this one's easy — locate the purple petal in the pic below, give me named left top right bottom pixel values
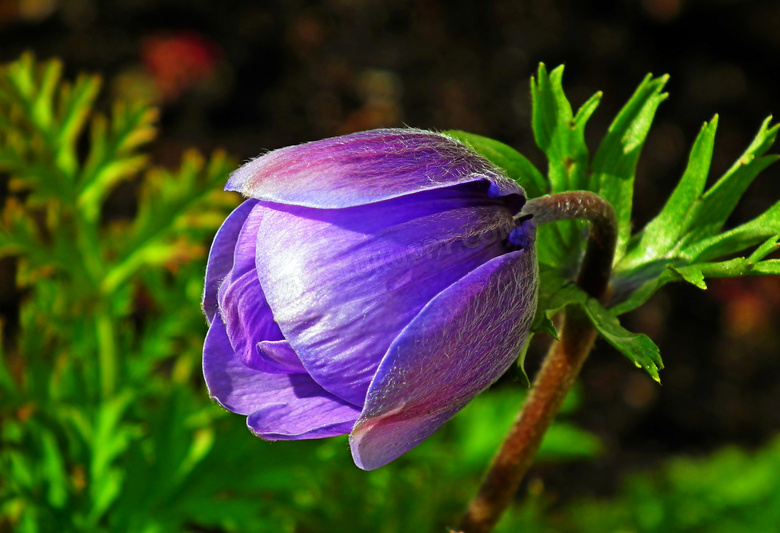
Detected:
left=217, top=204, right=302, bottom=375
left=254, top=340, right=307, bottom=374
left=227, top=129, right=524, bottom=212
left=203, top=317, right=361, bottom=439
left=349, top=236, right=537, bottom=470
left=247, top=392, right=356, bottom=440
left=218, top=269, right=285, bottom=370
left=254, top=183, right=519, bottom=406
left=202, top=200, right=258, bottom=324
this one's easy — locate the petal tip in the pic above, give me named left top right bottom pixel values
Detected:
left=224, top=168, right=246, bottom=195
left=349, top=422, right=392, bottom=471
left=349, top=405, right=446, bottom=470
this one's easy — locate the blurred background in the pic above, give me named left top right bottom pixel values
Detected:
left=1, top=0, right=780, bottom=531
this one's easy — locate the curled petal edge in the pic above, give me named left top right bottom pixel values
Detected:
left=203, top=318, right=361, bottom=438
left=202, top=200, right=258, bottom=324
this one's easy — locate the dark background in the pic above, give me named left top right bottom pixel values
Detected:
left=2, top=0, right=779, bottom=500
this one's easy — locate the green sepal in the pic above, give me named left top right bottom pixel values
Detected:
left=514, top=337, right=533, bottom=388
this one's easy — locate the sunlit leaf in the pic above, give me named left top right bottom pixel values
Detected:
left=680, top=118, right=780, bottom=248
left=592, top=73, right=668, bottom=259
left=530, top=64, right=602, bottom=273
left=621, top=116, right=718, bottom=270
left=534, top=266, right=663, bottom=381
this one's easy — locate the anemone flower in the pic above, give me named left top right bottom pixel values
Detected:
left=202, top=128, right=537, bottom=470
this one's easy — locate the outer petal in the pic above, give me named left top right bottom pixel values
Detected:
left=202, top=200, right=258, bottom=325
left=349, top=226, right=537, bottom=470
left=227, top=128, right=524, bottom=212
left=217, top=204, right=305, bottom=375
left=203, top=317, right=361, bottom=439
left=255, top=183, right=518, bottom=405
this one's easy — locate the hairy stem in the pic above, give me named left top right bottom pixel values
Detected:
left=457, top=191, right=616, bottom=533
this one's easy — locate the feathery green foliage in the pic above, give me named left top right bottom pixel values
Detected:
left=452, top=63, right=778, bottom=383
left=2, top=52, right=777, bottom=532
left=0, top=53, right=599, bottom=533
left=0, top=53, right=250, bottom=532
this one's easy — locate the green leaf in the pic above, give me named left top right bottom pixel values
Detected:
left=668, top=264, right=707, bottom=289
left=747, top=236, right=780, bottom=263
left=175, top=427, right=216, bottom=483
left=88, top=468, right=124, bottom=526
left=612, top=239, right=780, bottom=314
left=753, top=260, right=780, bottom=275
left=610, top=115, right=779, bottom=314
left=541, top=421, right=603, bottom=460
left=87, top=391, right=136, bottom=524
left=77, top=103, right=158, bottom=221
left=532, top=265, right=583, bottom=335
left=592, top=73, right=669, bottom=259
left=90, top=392, right=134, bottom=484
left=512, top=337, right=533, bottom=388
left=102, top=150, right=235, bottom=294
left=684, top=200, right=780, bottom=263
left=0, top=54, right=78, bottom=201
left=581, top=297, right=663, bottom=383
left=533, top=266, right=663, bottom=381
left=621, top=116, right=718, bottom=270
left=57, top=73, right=101, bottom=150
left=679, top=117, right=780, bottom=248
left=40, top=429, right=68, bottom=508
left=444, top=129, right=547, bottom=198
left=530, top=64, right=603, bottom=272
left=56, top=73, right=102, bottom=177
left=673, top=245, right=780, bottom=288
left=531, top=64, right=602, bottom=192
left=0, top=336, right=18, bottom=396
left=32, top=58, right=62, bottom=132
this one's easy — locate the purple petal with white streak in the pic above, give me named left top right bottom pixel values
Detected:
left=255, top=183, right=518, bottom=406
left=350, top=226, right=537, bottom=470
left=227, top=129, right=524, bottom=212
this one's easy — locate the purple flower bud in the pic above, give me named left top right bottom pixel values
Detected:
left=202, top=128, right=537, bottom=470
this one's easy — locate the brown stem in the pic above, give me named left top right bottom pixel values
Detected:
left=522, top=191, right=616, bottom=297
left=456, top=191, right=616, bottom=533
left=457, top=309, right=597, bottom=533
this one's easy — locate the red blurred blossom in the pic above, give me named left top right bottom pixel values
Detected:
left=710, top=277, right=780, bottom=339
left=142, top=30, right=220, bottom=102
